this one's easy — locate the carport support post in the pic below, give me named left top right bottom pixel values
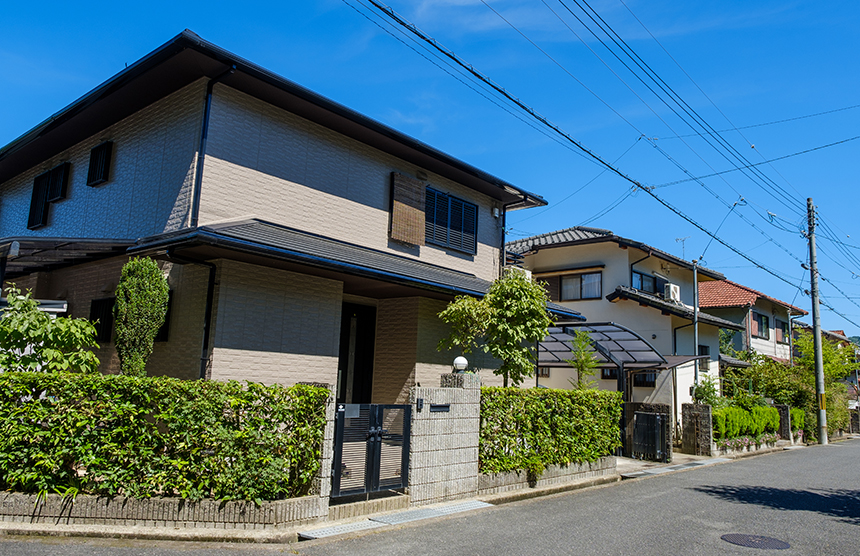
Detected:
left=617, top=361, right=626, bottom=456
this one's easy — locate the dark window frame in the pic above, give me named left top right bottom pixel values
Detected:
left=633, top=372, right=656, bottom=388
left=632, top=270, right=668, bottom=296
left=775, top=318, right=790, bottom=344
left=89, top=297, right=115, bottom=344
left=698, top=345, right=711, bottom=372
left=560, top=272, right=602, bottom=301
left=153, top=291, right=173, bottom=342
left=87, top=141, right=113, bottom=187
left=424, top=187, right=478, bottom=255
left=27, top=163, right=71, bottom=229
left=601, top=368, right=618, bottom=380
left=751, top=312, right=770, bottom=339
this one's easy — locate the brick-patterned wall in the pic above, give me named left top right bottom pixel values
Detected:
left=0, top=80, right=205, bottom=239
left=372, top=298, right=419, bottom=404
left=208, top=260, right=342, bottom=386
left=5, top=256, right=208, bottom=379
left=408, top=374, right=480, bottom=506
left=198, top=85, right=502, bottom=282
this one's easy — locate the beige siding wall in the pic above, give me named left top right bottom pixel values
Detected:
left=198, top=86, right=502, bottom=281
left=208, top=260, right=343, bottom=386
left=0, top=81, right=205, bottom=240
left=4, top=256, right=205, bottom=380
left=373, top=298, right=420, bottom=405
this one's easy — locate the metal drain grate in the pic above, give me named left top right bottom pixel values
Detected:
left=721, top=534, right=791, bottom=550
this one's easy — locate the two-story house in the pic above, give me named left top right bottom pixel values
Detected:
left=507, top=226, right=743, bottom=428
left=0, top=31, right=581, bottom=403
left=698, top=279, right=807, bottom=364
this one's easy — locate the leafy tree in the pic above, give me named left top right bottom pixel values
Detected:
left=719, top=328, right=739, bottom=356
left=114, top=257, right=169, bottom=377
left=565, top=329, right=598, bottom=389
left=439, top=269, right=554, bottom=387
left=0, top=285, right=100, bottom=373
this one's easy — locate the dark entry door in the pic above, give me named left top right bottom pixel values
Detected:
left=631, top=411, right=668, bottom=462
left=331, top=404, right=411, bottom=498
left=337, top=303, right=376, bottom=404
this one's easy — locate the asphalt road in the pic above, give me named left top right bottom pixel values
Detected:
left=2, top=439, right=859, bottom=556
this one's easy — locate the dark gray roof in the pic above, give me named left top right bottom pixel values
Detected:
left=0, top=237, right=134, bottom=279
left=539, top=322, right=666, bottom=369
left=130, top=219, right=584, bottom=320
left=506, top=226, right=725, bottom=280
left=606, top=285, right=744, bottom=331
left=0, top=30, right=544, bottom=209
left=720, top=354, right=752, bottom=368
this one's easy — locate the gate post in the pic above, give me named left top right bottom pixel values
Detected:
left=681, top=403, right=713, bottom=456
left=408, top=374, right=481, bottom=506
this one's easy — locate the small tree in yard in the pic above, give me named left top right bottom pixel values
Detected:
left=438, top=269, right=554, bottom=387
left=114, top=257, right=169, bottom=377
left=565, top=329, right=598, bottom=389
left=0, top=284, right=100, bottom=373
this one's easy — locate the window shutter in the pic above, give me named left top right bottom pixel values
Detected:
left=462, top=200, right=477, bottom=253
left=389, top=173, right=426, bottom=246
left=425, top=188, right=449, bottom=245
left=543, top=276, right=560, bottom=302
left=750, top=314, right=759, bottom=336
left=449, top=197, right=464, bottom=250
left=87, top=141, right=113, bottom=186
left=89, top=297, right=115, bottom=343
left=46, top=162, right=71, bottom=202
left=27, top=171, right=51, bottom=229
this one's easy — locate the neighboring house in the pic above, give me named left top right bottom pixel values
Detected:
left=698, top=279, right=807, bottom=363
left=507, top=226, right=743, bottom=428
left=0, top=31, right=580, bottom=403
left=792, top=322, right=860, bottom=366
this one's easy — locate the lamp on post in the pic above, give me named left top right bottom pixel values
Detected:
left=453, top=356, right=468, bottom=374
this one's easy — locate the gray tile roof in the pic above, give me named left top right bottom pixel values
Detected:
left=506, top=227, right=613, bottom=254
left=132, top=219, right=584, bottom=320
left=605, top=285, right=744, bottom=330
left=506, top=226, right=725, bottom=280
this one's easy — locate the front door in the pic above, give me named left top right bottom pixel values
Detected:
left=336, top=303, right=376, bottom=404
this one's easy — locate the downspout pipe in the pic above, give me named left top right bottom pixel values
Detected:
left=190, top=66, right=236, bottom=229
left=165, top=251, right=216, bottom=380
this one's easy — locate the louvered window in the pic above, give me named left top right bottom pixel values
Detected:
left=28, top=163, right=70, bottom=229
left=89, top=297, right=115, bottom=343
left=87, top=141, right=113, bottom=186
left=424, top=188, right=478, bottom=254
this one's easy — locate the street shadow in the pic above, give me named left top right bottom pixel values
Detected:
left=692, top=485, right=860, bottom=525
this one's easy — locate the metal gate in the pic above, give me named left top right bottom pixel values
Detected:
left=632, top=411, right=668, bottom=462
left=331, top=404, right=411, bottom=498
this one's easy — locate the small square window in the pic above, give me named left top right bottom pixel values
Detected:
left=87, top=141, right=113, bottom=187
left=751, top=312, right=770, bottom=339
left=633, top=372, right=656, bottom=387
left=601, top=368, right=618, bottom=380
left=561, top=272, right=602, bottom=300
left=775, top=319, right=790, bottom=344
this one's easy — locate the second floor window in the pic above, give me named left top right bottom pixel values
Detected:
left=698, top=345, right=710, bottom=372
left=751, top=312, right=770, bottom=339
left=775, top=319, right=790, bottom=344
left=632, top=270, right=668, bottom=295
left=561, top=272, right=602, bottom=300
left=425, top=187, right=478, bottom=254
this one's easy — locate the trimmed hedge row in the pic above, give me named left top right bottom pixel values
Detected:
left=713, top=405, right=780, bottom=440
left=0, top=372, right=329, bottom=502
left=479, top=387, right=622, bottom=474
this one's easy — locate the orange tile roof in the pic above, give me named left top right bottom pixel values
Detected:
left=699, top=279, right=807, bottom=315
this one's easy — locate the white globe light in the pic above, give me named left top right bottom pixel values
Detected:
left=453, top=356, right=469, bottom=371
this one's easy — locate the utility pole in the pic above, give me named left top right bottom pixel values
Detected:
left=693, top=259, right=699, bottom=389
left=807, top=198, right=828, bottom=445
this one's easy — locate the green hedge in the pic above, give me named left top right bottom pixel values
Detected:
left=713, top=405, right=780, bottom=440
left=790, top=407, right=805, bottom=432
left=0, top=372, right=329, bottom=501
left=480, top=387, right=622, bottom=474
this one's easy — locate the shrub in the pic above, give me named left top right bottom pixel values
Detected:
left=713, top=405, right=779, bottom=440
left=114, top=258, right=169, bottom=377
left=790, top=407, right=805, bottom=431
left=0, top=285, right=100, bottom=373
left=0, top=372, right=329, bottom=501
left=480, top=387, right=622, bottom=474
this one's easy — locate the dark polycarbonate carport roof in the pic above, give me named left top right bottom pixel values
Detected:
left=539, top=321, right=667, bottom=370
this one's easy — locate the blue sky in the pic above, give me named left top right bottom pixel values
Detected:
left=2, top=1, right=859, bottom=335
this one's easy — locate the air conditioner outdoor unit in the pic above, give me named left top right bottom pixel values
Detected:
left=664, top=283, right=681, bottom=302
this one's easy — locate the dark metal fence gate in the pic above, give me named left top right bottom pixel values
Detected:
left=632, top=411, right=668, bottom=462
left=331, top=404, right=411, bottom=498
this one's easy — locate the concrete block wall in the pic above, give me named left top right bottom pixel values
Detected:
left=408, top=375, right=480, bottom=506
left=208, top=260, right=342, bottom=386
left=199, top=85, right=503, bottom=282
left=0, top=80, right=205, bottom=239
left=478, top=457, right=616, bottom=495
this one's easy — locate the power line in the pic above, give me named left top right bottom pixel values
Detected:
left=652, top=135, right=860, bottom=188
left=357, top=1, right=860, bottom=329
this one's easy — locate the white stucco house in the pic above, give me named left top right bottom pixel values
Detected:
left=507, top=226, right=743, bottom=429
